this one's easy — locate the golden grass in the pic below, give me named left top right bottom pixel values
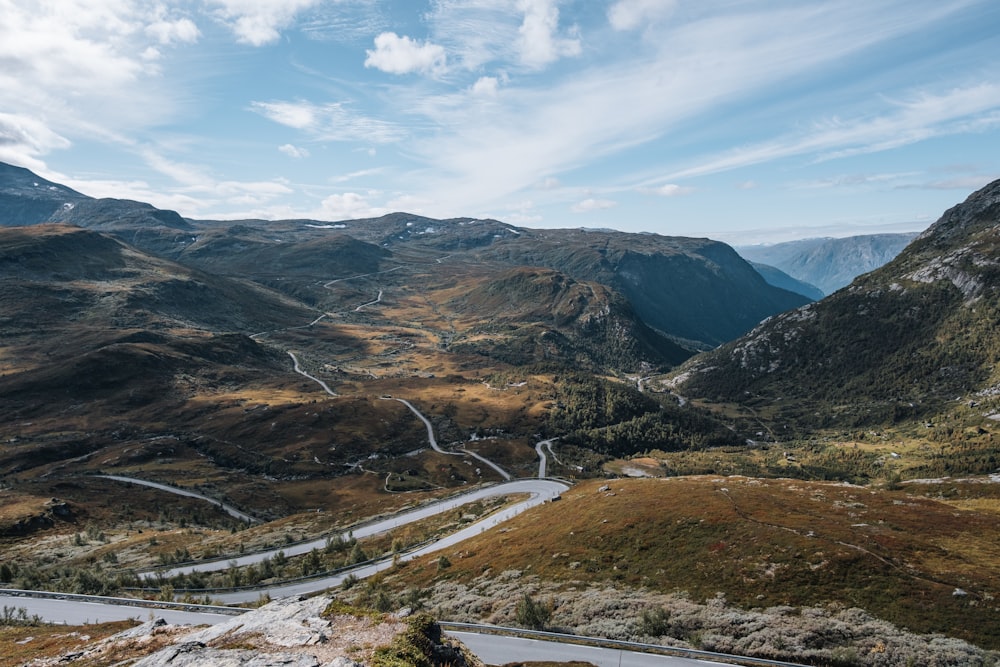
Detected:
left=0, top=620, right=138, bottom=667
left=381, top=476, right=1000, bottom=649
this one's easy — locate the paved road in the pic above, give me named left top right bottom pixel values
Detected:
left=0, top=596, right=749, bottom=666
left=446, top=632, right=735, bottom=667
left=534, top=438, right=558, bottom=478
left=0, top=594, right=231, bottom=627
left=212, top=479, right=566, bottom=603
left=94, top=475, right=258, bottom=523
left=388, top=397, right=512, bottom=480
left=288, top=350, right=338, bottom=397
left=145, top=479, right=566, bottom=580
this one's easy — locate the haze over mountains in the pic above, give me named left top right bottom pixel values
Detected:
left=736, top=233, right=918, bottom=295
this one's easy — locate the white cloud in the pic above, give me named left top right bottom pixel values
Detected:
left=649, top=183, right=693, bottom=197
left=516, top=0, right=581, bottom=68
left=251, top=101, right=316, bottom=130
left=146, top=16, right=200, bottom=45
left=405, top=2, right=989, bottom=217
left=471, top=76, right=500, bottom=96
left=251, top=100, right=404, bottom=143
left=365, top=32, right=447, bottom=76
left=278, top=143, right=310, bottom=158
left=208, top=0, right=321, bottom=46
left=608, top=0, right=675, bottom=31
left=0, top=112, right=72, bottom=157
left=320, top=192, right=386, bottom=220
left=571, top=198, right=616, bottom=213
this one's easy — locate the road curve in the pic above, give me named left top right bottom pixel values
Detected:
left=388, top=397, right=511, bottom=480
left=288, top=351, right=338, bottom=397
left=211, top=479, right=566, bottom=603
left=94, top=475, right=259, bottom=524
left=534, top=438, right=557, bottom=478
left=144, top=479, right=567, bottom=581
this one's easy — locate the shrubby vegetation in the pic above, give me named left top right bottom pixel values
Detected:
left=418, top=576, right=998, bottom=666
left=545, top=373, right=739, bottom=456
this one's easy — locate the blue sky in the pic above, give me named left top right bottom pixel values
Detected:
left=2, top=0, right=999, bottom=243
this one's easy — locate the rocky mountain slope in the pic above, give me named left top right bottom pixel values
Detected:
left=477, top=228, right=810, bottom=348
left=673, top=179, right=1000, bottom=430
left=737, top=232, right=917, bottom=295
left=0, top=162, right=89, bottom=227
left=447, top=267, right=691, bottom=369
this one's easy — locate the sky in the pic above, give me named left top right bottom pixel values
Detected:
left=2, top=0, right=1000, bottom=244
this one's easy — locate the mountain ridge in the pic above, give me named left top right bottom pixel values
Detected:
left=673, top=178, right=1000, bottom=430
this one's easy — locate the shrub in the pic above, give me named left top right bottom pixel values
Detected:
left=516, top=593, right=552, bottom=631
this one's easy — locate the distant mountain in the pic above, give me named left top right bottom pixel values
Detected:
left=0, top=162, right=89, bottom=227
left=447, top=267, right=692, bottom=369
left=0, top=162, right=808, bottom=350
left=474, top=228, right=811, bottom=348
left=736, top=233, right=918, bottom=295
left=747, top=261, right=824, bottom=301
left=674, top=179, right=1000, bottom=429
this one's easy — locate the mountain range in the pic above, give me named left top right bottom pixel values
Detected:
left=736, top=232, right=917, bottom=295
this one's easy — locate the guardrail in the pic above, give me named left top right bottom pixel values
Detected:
left=127, top=538, right=438, bottom=595
left=133, top=480, right=519, bottom=576
left=0, top=588, right=247, bottom=617
left=440, top=621, right=811, bottom=667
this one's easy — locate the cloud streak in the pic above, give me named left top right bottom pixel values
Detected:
left=653, top=83, right=1000, bottom=184
left=394, top=1, right=997, bottom=218
left=251, top=100, right=405, bottom=144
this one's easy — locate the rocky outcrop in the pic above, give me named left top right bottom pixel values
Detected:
left=32, top=596, right=480, bottom=667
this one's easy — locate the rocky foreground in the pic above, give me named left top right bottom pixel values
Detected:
left=22, top=595, right=482, bottom=667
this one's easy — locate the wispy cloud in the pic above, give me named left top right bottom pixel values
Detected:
left=646, top=183, right=694, bottom=197
left=654, top=83, right=1000, bottom=183
left=250, top=100, right=405, bottom=143
left=571, top=198, right=616, bottom=213
left=279, top=144, right=310, bottom=159
left=0, top=112, right=71, bottom=171
left=319, top=192, right=387, bottom=220
left=608, top=0, right=676, bottom=32
left=403, top=1, right=977, bottom=215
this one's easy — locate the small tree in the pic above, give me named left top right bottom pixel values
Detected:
left=515, top=593, right=551, bottom=630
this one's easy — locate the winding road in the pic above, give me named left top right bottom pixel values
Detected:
left=287, top=350, right=338, bottom=397
left=534, top=438, right=557, bottom=478
left=387, top=397, right=512, bottom=481
left=143, top=479, right=565, bottom=582
left=94, top=475, right=259, bottom=524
